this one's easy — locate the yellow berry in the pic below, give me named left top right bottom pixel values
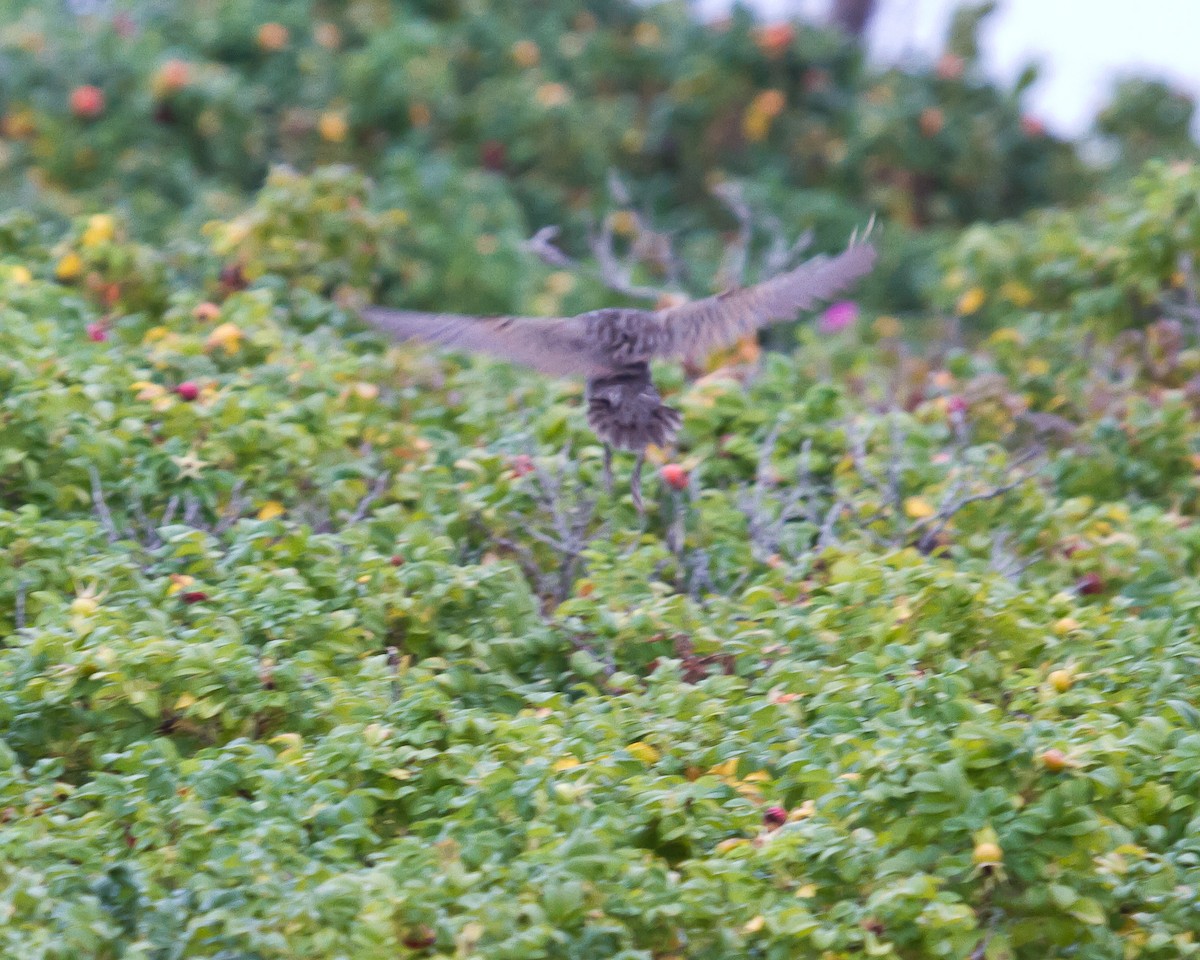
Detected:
left=318, top=111, right=348, bottom=144
left=1048, top=669, right=1073, bottom=692
left=70, top=597, right=99, bottom=616
left=55, top=252, right=83, bottom=282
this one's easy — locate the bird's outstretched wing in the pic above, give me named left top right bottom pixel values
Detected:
left=644, top=232, right=877, bottom=361
left=360, top=308, right=611, bottom=379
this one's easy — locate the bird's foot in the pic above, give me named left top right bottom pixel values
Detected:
left=602, top=444, right=614, bottom=493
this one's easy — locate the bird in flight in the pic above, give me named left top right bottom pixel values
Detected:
left=362, top=228, right=877, bottom=510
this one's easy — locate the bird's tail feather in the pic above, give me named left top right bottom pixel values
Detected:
left=587, top=400, right=682, bottom=451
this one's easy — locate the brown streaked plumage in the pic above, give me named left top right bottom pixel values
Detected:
left=362, top=233, right=877, bottom=509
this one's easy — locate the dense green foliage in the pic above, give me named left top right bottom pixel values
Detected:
left=4, top=2, right=1200, bottom=959
left=1, top=158, right=1200, bottom=960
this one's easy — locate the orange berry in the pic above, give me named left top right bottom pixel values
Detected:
left=318, top=111, right=348, bottom=143
left=756, top=89, right=786, bottom=118
left=154, top=59, right=191, bottom=97
left=511, top=39, right=540, bottom=68
left=257, top=22, right=289, bottom=52
left=1040, top=748, right=1070, bottom=772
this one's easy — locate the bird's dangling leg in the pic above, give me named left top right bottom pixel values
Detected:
left=602, top=443, right=614, bottom=493
left=629, top=449, right=646, bottom=516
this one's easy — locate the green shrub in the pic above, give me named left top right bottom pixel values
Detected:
left=1, top=164, right=1200, bottom=957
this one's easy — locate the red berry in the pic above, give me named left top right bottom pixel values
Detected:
left=919, top=107, right=945, bottom=137
left=401, top=927, right=436, bottom=950
left=86, top=322, right=108, bottom=342
left=509, top=453, right=535, bottom=477
left=660, top=463, right=689, bottom=491
left=936, top=53, right=965, bottom=81
left=763, top=806, right=787, bottom=829
left=218, top=263, right=247, bottom=293
left=1077, top=573, right=1104, bottom=596
left=755, top=22, right=793, bottom=58
left=1021, top=115, right=1046, bottom=137
left=112, top=13, right=137, bottom=38
left=70, top=85, right=105, bottom=119
left=192, top=301, right=220, bottom=322
left=480, top=139, right=507, bottom=172
left=802, top=67, right=831, bottom=92
left=181, top=591, right=208, bottom=604
left=390, top=555, right=404, bottom=567
left=175, top=381, right=199, bottom=401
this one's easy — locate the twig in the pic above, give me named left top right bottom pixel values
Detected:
left=885, top=414, right=905, bottom=535
left=386, top=646, right=402, bottom=703
left=846, top=419, right=885, bottom=492
left=711, top=180, right=754, bottom=290
left=606, top=169, right=632, bottom=206
left=817, top=499, right=844, bottom=549
left=913, top=447, right=1043, bottom=552
left=128, top=494, right=160, bottom=548
left=525, top=445, right=601, bottom=601
left=587, top=170, right=689, bottom=302
left=566, top=632, right=616, bottom=679
left=522, top=225, right=576, bottom=269
left=344, top=472, right=391, bottom=528
left=763, top=220, right=814, bottom=277
left=183, top=494, right=203, bottom=528
left=87, top=465, right=121, bottom=543
left=988, top=529, right=1036, bottom=582
left=686, top=547, right=714, bottom=600
left=588, top=214, right=678, bottom=302
left=470, top=517, right=551, bottom=597
left=784, top=439, right=824, bottom=528
left=214, top=480, right=250, bottom=534
left=15, top=578, right=26, bottom=632
left=741, top=419, right=842, bottom=566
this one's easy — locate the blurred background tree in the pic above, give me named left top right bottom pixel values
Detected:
left=0, top=0, right=1194, bottom=322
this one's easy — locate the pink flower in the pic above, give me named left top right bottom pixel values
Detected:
left=818, top=300, right=858, bottom=334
